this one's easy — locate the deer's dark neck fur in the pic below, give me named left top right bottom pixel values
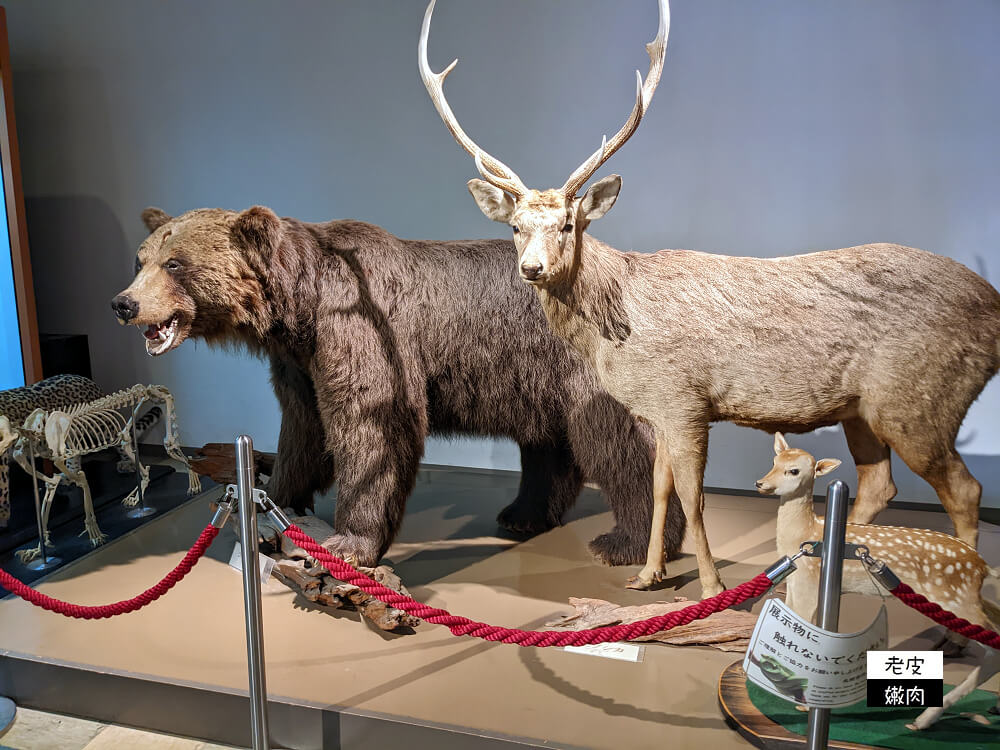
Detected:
left=536, top=234, right=632, bottom=367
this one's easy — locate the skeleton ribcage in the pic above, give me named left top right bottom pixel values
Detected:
left=59, top=409, right=130, bottom=457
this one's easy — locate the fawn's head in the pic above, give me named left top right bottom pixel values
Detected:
left=755, top=433, right=841, bottom=498
left=419, top=0, right=669, bottom=286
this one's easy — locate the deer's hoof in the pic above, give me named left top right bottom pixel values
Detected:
left=625, top=569, right=664, bottom=590
left=701, top=582, right=726, bottom=600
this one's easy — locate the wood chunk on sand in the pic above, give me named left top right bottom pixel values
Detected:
left=259, top=514, right=419, bottom=632
left=547, top=596, right=757, bottom=652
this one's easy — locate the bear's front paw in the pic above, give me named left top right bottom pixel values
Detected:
left=496, top=498, right=557, bottom=536
left=320, top=532, right=382, bottom=568
left=588, top=529, right=647, bottom=567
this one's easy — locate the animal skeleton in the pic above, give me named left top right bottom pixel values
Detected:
left=11, top=384, right=200, bottom=561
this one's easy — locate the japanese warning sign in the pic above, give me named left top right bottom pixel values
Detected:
left=743, top=598, right=887, bottom=708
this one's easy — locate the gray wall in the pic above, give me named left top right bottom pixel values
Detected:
left=5, top=0, right=999, bottom=506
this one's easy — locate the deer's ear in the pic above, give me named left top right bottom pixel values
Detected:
left=579, top=174, right=622, bottom=221
left=774, top=432, right=790, bottom=455
left=468, top=179, right=515, bottom=223
left=815, top=459, right=841, bottom=477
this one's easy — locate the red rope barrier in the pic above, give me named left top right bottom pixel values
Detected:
left=283, top=524, right=773, bottom=646
left=890, top=582, right=1000, bottom=649
left=0, top=524, right=220, bottom=619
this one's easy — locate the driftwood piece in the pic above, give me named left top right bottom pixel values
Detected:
left=258, top=513, right=419, bottom=632
left=190, top=442, right=275, bottom=485
left=547, top=596, right=757, bottom=652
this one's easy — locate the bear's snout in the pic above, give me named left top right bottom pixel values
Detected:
left=111, top=294, right=139, bottom=323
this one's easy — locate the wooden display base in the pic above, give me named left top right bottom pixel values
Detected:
left=718, top=661, right=872, bottom=750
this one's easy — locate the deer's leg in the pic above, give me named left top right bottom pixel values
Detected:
left=843, top=418, right=896, bottom=524
left=626, top=433, right=673, bottom=590
left=666, top=423, right=724, bottom=600
left=908, top=645, right=1000, bottom=730
left=927, top=454, right=981, bottom=548
left=569, top=396, right=687, bottom=567
left=891, top=441, right=981, bottom=547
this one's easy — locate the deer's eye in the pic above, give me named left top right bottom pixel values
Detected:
left=561, top=224, right=573, bottom=233
left=788, top=468, right=800, bottom=476
left=512, top=226, right=520, bottom=234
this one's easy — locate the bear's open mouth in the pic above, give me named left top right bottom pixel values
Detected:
left=143, top=316, right=180, bottom=356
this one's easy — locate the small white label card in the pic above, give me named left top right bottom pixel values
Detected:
left=744, top=598, right=888, bottom=708
left=564, top=642, right=645, bottom=662
left=866, top=650, right=943, bottom=707
left=229, top=541, right=276, bottom=585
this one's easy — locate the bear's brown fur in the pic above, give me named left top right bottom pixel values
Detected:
left=111, top=206, right=686, bottom=567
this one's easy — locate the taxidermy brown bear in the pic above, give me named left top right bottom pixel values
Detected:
left=111, top=206, right=686, bottom=567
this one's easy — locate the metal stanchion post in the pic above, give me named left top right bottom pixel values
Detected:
left=23, top=440, right=61, bottom=572
left=125, top=402, right=156, bottom=519
left=236, top=435, right=269, bottom=750
left=806, top=479, right=850, bottom=750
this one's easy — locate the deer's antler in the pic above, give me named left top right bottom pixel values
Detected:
left=561, top=0, right=670, bottom=198
left=419, top=0, right=529, bottom=198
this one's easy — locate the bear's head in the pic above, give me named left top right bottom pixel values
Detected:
left=111, top=206, right=282, bottom=355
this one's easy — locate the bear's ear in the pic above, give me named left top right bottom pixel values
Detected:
left=141, top=207, right=173, bottom=234
left=230, top=206, right=282, bottom=259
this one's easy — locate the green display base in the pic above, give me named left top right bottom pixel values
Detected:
left=719, top=661, right=999, bottom=750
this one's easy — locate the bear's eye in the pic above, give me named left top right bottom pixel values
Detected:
left=787, top=468, right=800, bottom=476
left=561, top=224, right=573, bottom=233
left=512, top=226, right=520, bottom=234
left=134, top=257, right=142, bottom=275
left=163, top=258, right=183, bottom=272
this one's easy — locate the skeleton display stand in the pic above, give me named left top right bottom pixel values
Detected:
left=22, top=440, right=61, bottom=572
left=1, top=384, right=200, bottom=564
left=124, top=401, right=156, bottom=520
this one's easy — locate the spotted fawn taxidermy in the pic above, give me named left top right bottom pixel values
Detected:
left=757, top=432, right=1000, bottom=730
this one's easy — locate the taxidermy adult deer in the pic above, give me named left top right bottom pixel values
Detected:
left=757, top=432, right=1000, bottom=731
left=420, top=0, right=1000, bottom=597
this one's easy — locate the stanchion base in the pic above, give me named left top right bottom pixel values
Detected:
left=0, top=697, right=17, bottom=737
left=22, top=555, right=64, bottom=572
left=718, top=661, right=873, bottom=750
left=125, top=506, right=157, bottom=519
left=0, top=696, right=15, bottom=737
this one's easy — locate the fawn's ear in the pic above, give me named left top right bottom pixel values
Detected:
left=773, top=432, right=789, bottom=455
left=815, top=459, right=841, bottom=477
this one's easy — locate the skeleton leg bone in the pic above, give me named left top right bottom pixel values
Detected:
left=152, top=388, right=201, bottom=495
left=53, top=457, right=106, bottom=547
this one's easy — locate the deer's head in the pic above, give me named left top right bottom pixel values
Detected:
left=755, top=433, right=841, bottom=499
left=420, top=0, right=669, bottom=286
